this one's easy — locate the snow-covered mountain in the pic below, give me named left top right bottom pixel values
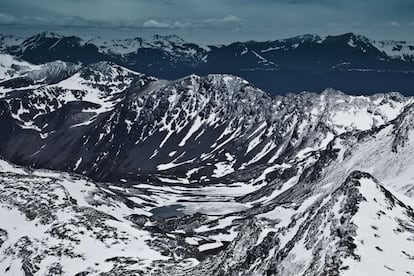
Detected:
left=0, top=54, right=410, bottom=180
left=1, top=32, right=414, bottom=94
left=1, top=54, right=414, bottom=275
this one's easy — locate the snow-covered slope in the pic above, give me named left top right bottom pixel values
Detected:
left=0, top=54, right=40, bottom=82
left=341, top=174, right=414, bottom=275
left=373, top=39, right=414, bottom=61
left=0, top=159, right=168, bottom=275
left=88, top=34, right=208, bottom=64
left=0, top=34, right=24, bottom=52
left=178, top=171, right=414, bottom=275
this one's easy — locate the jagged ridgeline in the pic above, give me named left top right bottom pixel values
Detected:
left=1, top=32, right=414, bottom=94
left=0, top=53, right=414, bottom=275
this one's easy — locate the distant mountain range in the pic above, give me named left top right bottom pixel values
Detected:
left=1, top=32, right=414, bottom=95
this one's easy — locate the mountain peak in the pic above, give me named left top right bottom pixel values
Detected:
left=34, top=31, right=63, bottom=39
left=151, top=34, right=186, bottom=44
left=320, top=88, right=346, bottom=97
left=323, top=32, right=371, bottom=45
left=288, top=33, right=323, bottom=43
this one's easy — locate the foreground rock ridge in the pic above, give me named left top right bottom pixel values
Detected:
left=0, top=55, right=414, bottom=275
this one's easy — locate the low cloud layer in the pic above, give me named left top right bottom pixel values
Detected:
left=0, top=12, right=242, bottom=31
left=0, top=0, right=413, bottom=43
left=142, top=15, right=242, bottom=30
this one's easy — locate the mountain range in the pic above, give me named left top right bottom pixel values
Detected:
left=1, top=32, right=414, bottom=95
left=1, top=52, right=414, bottom=275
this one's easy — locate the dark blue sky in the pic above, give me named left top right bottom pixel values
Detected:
left=0, top=0, right=413, bottom=43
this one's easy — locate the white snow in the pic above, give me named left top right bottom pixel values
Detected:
left=342, top=177, right=414, bottom=275
left=195, top=216, right=241, bottom=233
left=198, top=241, right=223, bottom=252
left=212, top=161, right=235, bottom=178
left=74, top=157, right=82, bottom=170
left=179, top=116, right=203, bottom=147
left=0, top=160, right=169, bottom=274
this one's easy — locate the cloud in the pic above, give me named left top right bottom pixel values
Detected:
left=142, top=19, right=193, bottom=29
left=0, top=13, right=17, bottom=24
left=142, top=19, right=171, bottom=29
left=142, top=19, right=192, bottom=29
left=142, top=15, right=242, bottom=30
left=387, top=21, right=401, bottom=27
left=0, top=12, right=242, bottom=31
left=0, top=12, right=100, bottom=28
left=203, top=14, right=242, bottom=24
left=1, top=0, right=413, bottom=43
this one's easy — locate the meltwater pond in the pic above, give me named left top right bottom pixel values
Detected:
left=151, top=204, right=185, bottom=219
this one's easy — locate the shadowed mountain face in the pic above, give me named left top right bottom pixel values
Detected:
left=1, top=53, right=414, bottom=275
left=1, top=32, right=414, bottom=95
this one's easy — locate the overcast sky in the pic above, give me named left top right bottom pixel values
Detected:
left=0, top=0, right=413, bottom=43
